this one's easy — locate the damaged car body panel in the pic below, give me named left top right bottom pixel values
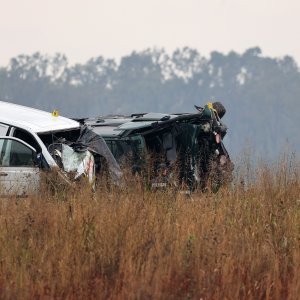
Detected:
left=0, top=101, right=122, bottom=196
left=85, top=102, right=233, bottom=191
left=38, top=125, right=122, bottom=185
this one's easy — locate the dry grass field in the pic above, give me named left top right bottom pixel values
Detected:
left=0, top=155, right=299, bottom=299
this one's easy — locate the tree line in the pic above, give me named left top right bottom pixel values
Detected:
left=0, top=47, right=299, bottom=158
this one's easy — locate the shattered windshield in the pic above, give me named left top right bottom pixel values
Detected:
left=38, top=129, right=81, bottom=150
left=38, top=127, right=122, bottom=184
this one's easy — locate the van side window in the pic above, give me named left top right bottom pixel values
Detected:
left=0, top=139, right=8, bottom=164
left=13, top=129, right=41, bottom=153
left=0, top=138, right=35, bottom=167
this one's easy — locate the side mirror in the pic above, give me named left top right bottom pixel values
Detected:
left=35, top=152, right=44, bottom=168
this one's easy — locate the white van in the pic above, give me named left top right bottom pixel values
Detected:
left=0, top=101, right=121, bottom=196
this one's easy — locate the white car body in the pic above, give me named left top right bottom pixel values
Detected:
left=0, top=101, right=81, bottom=196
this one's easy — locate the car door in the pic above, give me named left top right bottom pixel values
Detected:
left=0, top=137, right=40, bottom=197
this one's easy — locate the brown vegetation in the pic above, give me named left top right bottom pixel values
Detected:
left=0, top=155, right=299, bottom=299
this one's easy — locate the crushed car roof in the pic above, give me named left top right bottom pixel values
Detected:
left=86, top=112, right=209, bottom=137
left=0, top=101, right=80, bottom=133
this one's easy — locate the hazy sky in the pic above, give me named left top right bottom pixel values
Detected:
left=1, top=0, right=299, bottom=65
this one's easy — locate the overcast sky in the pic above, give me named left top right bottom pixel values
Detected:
left=1, top=0, right=299, bottom=66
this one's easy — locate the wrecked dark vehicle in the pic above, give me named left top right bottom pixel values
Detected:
left=83, top=102, right=233, bottom=192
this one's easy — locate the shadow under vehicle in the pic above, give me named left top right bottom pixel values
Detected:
left=0, top=101, right=121, bottom=197
left=83, top=102, right=233, bottom=192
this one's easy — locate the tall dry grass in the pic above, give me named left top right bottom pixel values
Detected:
left=0, top=155, right=299, bottom=299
